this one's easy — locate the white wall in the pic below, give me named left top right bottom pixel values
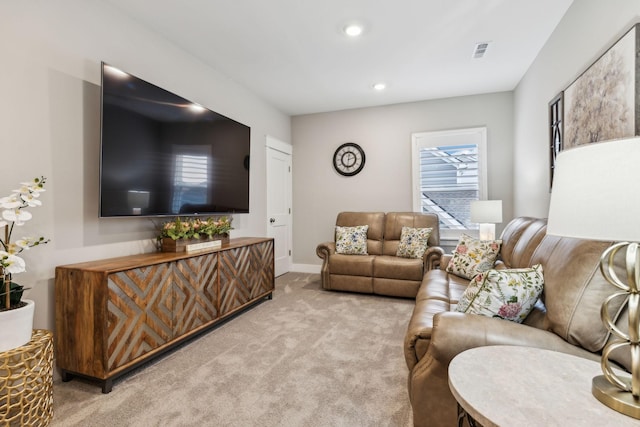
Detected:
left=291, top=92, right=514, bottom=266
left=513, top=0, right=640, bottom=217
left=0, top=1, right=290, bottom=332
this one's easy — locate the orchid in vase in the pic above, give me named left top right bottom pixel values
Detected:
left=0, top=177, right=49, bottom=311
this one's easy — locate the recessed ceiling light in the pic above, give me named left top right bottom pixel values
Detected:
left=372, top=83, right=386, bottom=91
left=344, top=24, right=363, bottom=37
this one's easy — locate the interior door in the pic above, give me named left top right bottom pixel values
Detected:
left=266, top=136, right=292, bottom=277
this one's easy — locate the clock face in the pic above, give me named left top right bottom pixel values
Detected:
left=333, top=143, right=366, bottom=176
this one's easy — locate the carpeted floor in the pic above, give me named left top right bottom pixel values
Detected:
left=50, top=273, right=414, bottom=426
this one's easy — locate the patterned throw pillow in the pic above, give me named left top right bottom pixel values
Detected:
left=445, top=234, right=501, bottom=279
left=335, top=225, right=369, bottom=255
left=396, top=226, right=433, bottom=259
left=456, top=264, right=544, bottom=323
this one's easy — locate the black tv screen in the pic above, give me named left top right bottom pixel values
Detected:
left=100, top=62, right=250, bottom=217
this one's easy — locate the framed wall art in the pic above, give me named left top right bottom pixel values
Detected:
left=548, top=92, right=563, bottom=190
left=563, top=23, right=640, bottom=150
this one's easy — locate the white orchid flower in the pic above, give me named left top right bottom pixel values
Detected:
left=0, top=177, right=48, bottom=296
left=20, top=179, right=46, bottom=194
left=2, top=208, right=32, bottom=225
left=20, top=193, right=42, bottom=207
left=0, top=194, right=21, bottom=209
left=15, top=239, right=32, bottom=250
left=14, top=183, right=31, bottom=194
left=0, top=251, right=26, bottom=274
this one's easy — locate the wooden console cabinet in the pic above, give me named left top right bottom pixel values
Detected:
left=54, top=237, right=274, bottom=393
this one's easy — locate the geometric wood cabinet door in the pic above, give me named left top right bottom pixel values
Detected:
left=218, top=240, right=275, bottom=317
left=173, top=252, right=218, bottom=337
left=55, top=237, right=274, bottom=393
left=249, top=239, right=275, bottom=300
left=107, top=263, right=173, bottom=371
left=219, top=245, right=254, bottom=316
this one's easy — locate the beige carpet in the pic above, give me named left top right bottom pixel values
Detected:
left=50, top=273, right=414, bottom=426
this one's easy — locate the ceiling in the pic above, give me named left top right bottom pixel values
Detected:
left=103, top=0, right=574, bottom=116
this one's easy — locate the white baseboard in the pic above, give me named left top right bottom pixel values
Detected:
left=290, top=264, right=321, bottom=274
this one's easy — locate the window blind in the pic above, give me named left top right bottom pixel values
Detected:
left=418, top=144, right=479, bottom=230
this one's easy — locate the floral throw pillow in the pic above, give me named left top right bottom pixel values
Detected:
left=335, top=225, right=369, bottom=255
left=396, top=226, right=433, bottom=259
left=456, top=264, right=544, bottom=323
left=445, top=234, right=501, bottom=279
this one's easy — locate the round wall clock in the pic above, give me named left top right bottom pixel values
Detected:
left=333, top=142, right=366, bottom=176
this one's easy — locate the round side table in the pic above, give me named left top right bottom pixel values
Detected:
left=0, top=329, right=54, bottom=426
left=448, top=345, right=638, bottom=427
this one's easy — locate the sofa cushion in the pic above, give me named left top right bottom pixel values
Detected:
left=396, top=226, right=433, bottom=259
left=336, top=212, right=385, bottom=255
left=329, top=253, right=374, bottom=276
left=419, top=271, right=469, bottom=306
left=455, top=264, right=544, bottom=323
left=531, top=237, right=625, bottom=352
left=382, top=212, right=440, bottom=256
left=445, top=234, right=501, bottom=279
left=335, top=225, right=369, bottom=255
left=373, top=255, right=424, bottom=281
left=498, top=217, right=548, bottom=269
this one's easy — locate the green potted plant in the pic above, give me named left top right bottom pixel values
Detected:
left=0, top=177, right=49, bottom=352
left=159, top=216, right=233, bottom=252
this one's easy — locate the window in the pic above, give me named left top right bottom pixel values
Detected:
left=172, top=152, right=209, bottom=213
left=411, top=127, right=487, bottom=238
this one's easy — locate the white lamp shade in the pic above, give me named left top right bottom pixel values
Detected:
left=470, top=200, right=503, bottom=223
left=547, top=137, right=640, bottom=242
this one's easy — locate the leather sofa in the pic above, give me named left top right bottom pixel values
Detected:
left=404, top=217, right=631, bottom=427
left=316, top=212, right=444, bottom=298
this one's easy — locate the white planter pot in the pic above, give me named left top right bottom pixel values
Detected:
left=0, top=299, right=35, bottom=352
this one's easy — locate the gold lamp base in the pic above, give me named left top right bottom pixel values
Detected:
left=594, top=242, right=640, bottom=419
left=593, top=375, right=640, bottom=419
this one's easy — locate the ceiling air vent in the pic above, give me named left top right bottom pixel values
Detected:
left=472, top=42, right=490, bottom=59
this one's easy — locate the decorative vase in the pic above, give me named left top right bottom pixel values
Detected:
left=0, top=299, right=35, bottom=352
left=161, top=235, right=230, bottom=253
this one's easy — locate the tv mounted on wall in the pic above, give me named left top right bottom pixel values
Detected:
left=99, top=62, right=250, bottom=218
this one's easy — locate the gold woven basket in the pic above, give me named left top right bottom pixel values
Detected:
left=0, top=329, right=53, bottom=426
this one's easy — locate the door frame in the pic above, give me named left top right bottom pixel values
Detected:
left=265, top=135, right=293, bottom=276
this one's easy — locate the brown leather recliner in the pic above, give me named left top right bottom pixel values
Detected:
left=316, top=212, right=444, bottom=298
left=404, top=217, right=631, bottom=427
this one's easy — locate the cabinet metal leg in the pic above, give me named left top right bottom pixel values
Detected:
left=60, top=370, right=74, bottom=382
left=101, top=379, right=113, bottom=394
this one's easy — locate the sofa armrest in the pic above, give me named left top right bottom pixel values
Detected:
left=316, top=241, right=335, bottom=290
left=439, top=254, right=452, bottom=271
left=407, top=312, right=599, bottom=427
left=423, top=246, right=445, bottom=270
left=316, top=241, right=335, bottom=260
left=428, top=311, right=600, bottom=366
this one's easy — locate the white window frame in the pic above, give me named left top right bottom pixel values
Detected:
left=411, top=127, right=488, bottom=239
left=171, top=145, right=211, bottom=214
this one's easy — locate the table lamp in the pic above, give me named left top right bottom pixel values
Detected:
left=470, top=200, right=502, bottom=240
left=547, top=136, right=640, bottom=419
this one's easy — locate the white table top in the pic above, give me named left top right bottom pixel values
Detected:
left=448, top=345, right=639, bottom=427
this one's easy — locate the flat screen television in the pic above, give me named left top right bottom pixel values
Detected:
left=99, top=62, right=250, bottom=217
